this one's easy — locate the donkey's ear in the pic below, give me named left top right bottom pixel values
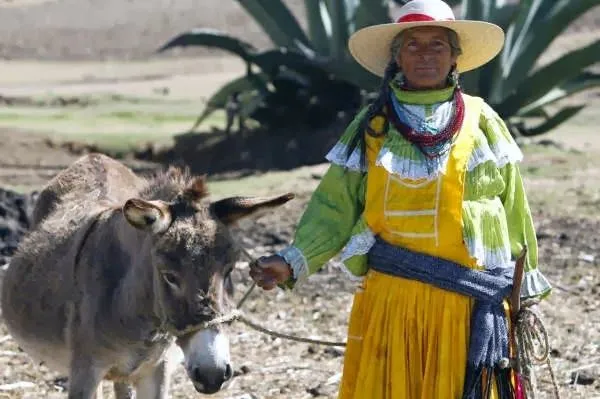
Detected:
left=123, top=198, right=172, bottom=233
left=210, top=193, right=295, bottom=225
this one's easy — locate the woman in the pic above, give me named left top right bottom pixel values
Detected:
left=249, top=0, right=552, bottom=398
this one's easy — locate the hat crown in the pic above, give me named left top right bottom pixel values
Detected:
left=349, top=0, right=505, bottom=77
left=395, top=0, right=456, bottom=23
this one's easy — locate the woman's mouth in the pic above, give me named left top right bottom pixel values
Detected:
left=415, top=66, right=437, bottom=72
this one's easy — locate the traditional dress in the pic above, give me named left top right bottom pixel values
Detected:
left=277, top=83, right=552, bottom=398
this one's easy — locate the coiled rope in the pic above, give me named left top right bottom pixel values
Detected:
left=222, top=246, right=562, bottom=398
left=514, top=299, right=561, bottom=398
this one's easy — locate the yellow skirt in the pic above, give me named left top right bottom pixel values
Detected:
left=338, top=270, right=506, bottom=399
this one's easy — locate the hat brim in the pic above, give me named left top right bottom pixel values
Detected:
left=348, top=20, right=505, bottom=77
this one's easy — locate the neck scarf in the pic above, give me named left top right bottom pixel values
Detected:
left=387, top=82, right=465, bottom=159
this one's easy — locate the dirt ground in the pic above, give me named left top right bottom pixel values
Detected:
left=0, top=122, right=599, bottom=399
left=0, top=0, right=599, bottom=398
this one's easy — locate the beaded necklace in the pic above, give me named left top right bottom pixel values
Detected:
left=386, top=87, right=465, bottom=159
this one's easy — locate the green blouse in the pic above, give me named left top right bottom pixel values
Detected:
left=278, top=85, right=551, bottom=299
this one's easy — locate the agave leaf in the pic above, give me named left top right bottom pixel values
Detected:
left=331, top=58, right=381, bottom=91
left=489, top=3, right=518, bottom=28
left=459, top=0, right=511, bottom=98
left=156, top=28, right=256, bottom=61
left=518, top=105, right=585, bottom=136
left=464, top=2, right=517, bottom=98
left=235, top=0, right=313, bottom=52
left=189, top=73, right=270, bottom=130
left=497, top=39, right=600, bottom=117
left=251, top=49, right=331, bottom=81
left=305, top=0, right=331, bottom=55
left=461, top=0, right=488, bottom=21
left=344, top=0, right=360, bottom=32
left=187, top=107, right=217, bottom=132
left=517, top=72, right=600, bottom=116
left=461, top=2, right=516, bottom=98
left=501, top=0, right=543, bottom=72
left=190, top=93, right=264, bottom=130
left=517, top=108, right=549, bottom=118
left=490, top=0, right=543, bottom=101
left=326, top=0, right=350, bottom=60
left=205, top=73, right=270, bottom=109
left=353, top=0, right=391, bottom=31
left=502, top=0, right=598, bottom=95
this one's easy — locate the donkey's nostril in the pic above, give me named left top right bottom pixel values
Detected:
left=193, top=367, right=204, bottom=383
left=224, top=363, right=233, bottom=381
left=191, top=365, right=232, bottom=394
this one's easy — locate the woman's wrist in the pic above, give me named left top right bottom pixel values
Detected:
left=276, top=246, right=307, bottom=280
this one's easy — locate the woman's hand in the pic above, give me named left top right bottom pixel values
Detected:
left=249, top=255, right=293, bottom=290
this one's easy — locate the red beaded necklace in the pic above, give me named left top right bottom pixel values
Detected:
left=385, top=87, right=465, bottom=158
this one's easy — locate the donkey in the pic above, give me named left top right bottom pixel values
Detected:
left=1, top=153, right=293, bottom=398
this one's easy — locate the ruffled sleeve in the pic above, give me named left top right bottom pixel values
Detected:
left=479, top=102, right=552, bottom=299
left=277, top=107, right=372, bottom=287
left=479, top=103, right=523, bottom=167
left=338, top=216, right=375, bottom=280
left=500, top=162, right=552, bottom=299
left=277, top=162, right=366, bottom=286
left=324, top=106, right=370, bottom=171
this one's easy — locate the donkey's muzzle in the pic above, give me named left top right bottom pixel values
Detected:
left=191, top=363, right=233, bottom=394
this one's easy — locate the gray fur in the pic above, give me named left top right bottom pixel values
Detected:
left=1, top=153, right=292, bottom=398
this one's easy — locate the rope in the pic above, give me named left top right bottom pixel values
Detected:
left=235, top=246, right=259, bottom=309
left=232, top=246, right=347, bottom=347
left=235, top=311, right=346, bottom=347
left=514, top=300, right=561, bottom=399
left=232, top=243, right=563, bottom=398
left=155, top=241, right=347, bottom=348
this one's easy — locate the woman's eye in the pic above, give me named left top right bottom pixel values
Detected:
left=432, top=41, right=448, bottom=50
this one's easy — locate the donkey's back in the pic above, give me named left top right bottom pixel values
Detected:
left=31, top=153, right=146, bottom=227
left=1, top=153, right=294, bottom=398
left=1, top=154, right=147, bottom=372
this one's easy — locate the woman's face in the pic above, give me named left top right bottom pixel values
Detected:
left=395, top=26, right=458, bottom=90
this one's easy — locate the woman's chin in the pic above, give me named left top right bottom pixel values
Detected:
left=407, top=80, right=447, bottom=90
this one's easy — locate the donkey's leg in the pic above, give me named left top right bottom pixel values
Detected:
left=134, top=360, right=170, bottom=399
left=94, top=382, right=103, bottom=399
left=67, top=360, right=104, bottom=399
left=114, top=382, right=134, bottom=399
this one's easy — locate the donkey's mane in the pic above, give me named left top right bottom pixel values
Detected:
left=137, top=166, right=209, bottom=203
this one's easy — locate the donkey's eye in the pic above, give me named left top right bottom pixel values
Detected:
left=161, top=271, right=181, bottom=289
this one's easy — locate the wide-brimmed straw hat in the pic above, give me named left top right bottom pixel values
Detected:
left=348, top=0, right=505, bottom=77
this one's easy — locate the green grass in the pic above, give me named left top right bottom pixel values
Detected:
left=0, top=106, right=224, bottom=126
left=206, top=165, right=327, bottom=199
left=2, top=184, right=35, bottom=194
left=0, top=95, right=229, bottom=153
left=0, top=91, right=226, bottom=130
left=1, top=91, right=597, bottom=220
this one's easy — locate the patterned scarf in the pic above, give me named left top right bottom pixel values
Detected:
left=388, top=82, right=464, bottom=159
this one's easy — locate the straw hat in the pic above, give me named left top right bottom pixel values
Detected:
left=348, top=0, right=505, bottom=77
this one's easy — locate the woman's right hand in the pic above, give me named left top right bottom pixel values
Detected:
left=249, top=255, right=293, bottom=290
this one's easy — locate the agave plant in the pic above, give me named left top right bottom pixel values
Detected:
left=157, top=0, right=393, bottom=131
left=454, top=0, right=600, bottom=136
left=159, top=0, right=599, bottom=138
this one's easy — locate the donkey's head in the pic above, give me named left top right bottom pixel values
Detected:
left=121, top=169, right=293, bottom=394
